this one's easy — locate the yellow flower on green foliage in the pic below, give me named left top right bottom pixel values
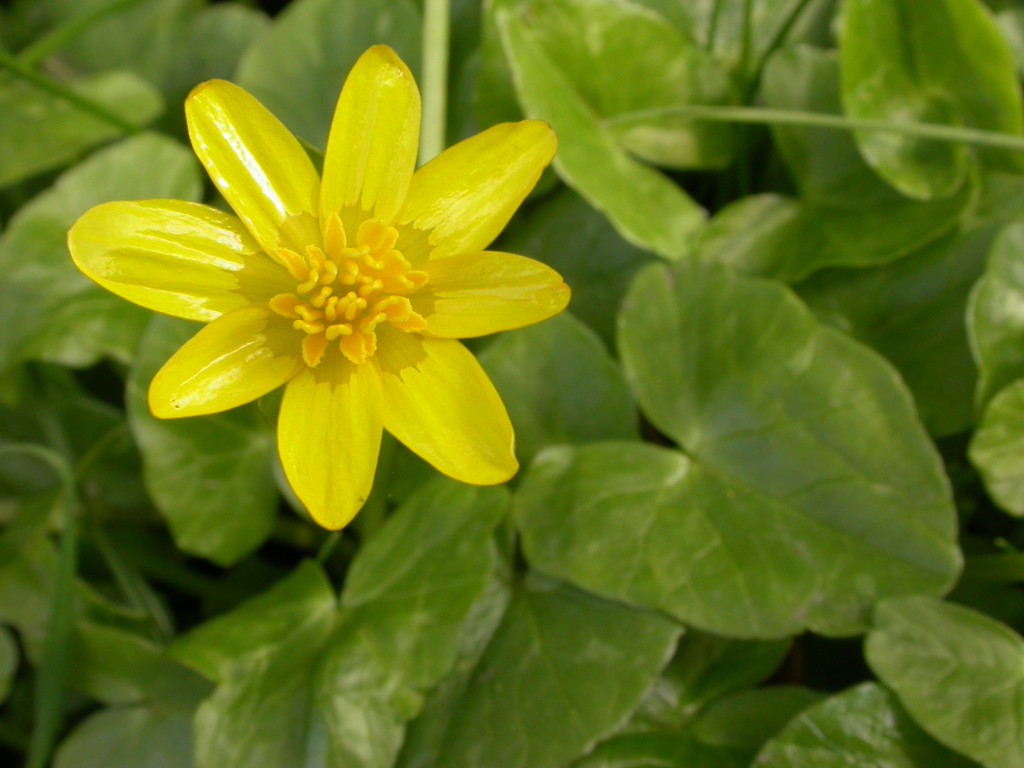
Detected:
left=68, top=46, right=569, bottom=529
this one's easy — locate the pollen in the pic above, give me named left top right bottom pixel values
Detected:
left=269, top=214, right=428, bottom=366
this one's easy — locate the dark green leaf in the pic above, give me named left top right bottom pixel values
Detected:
left=0, top=132, right=202, bottom=372
left=689, top=686, right=823, bottom=760
left=867, top=597, right=1024, bottom=768
left=572, top=731, right=738, bottom=768
left=755, top=682, right=977, bottom=768
left=174, top=480, right=505, bottom=768
left=479, top=313, right=637, bottom=463
left=539, top=260, right=960, bottom=636
left=633, top=632, right=790, bottom=728
left=127, top=315, right=278, bottom=566
left=840, top=0, right=1023, bottom=199
left=0, top=71, right=163, bottom=187
left=236, top=0, right=421, bottom=151
left=430, top=574, right=681, bottom=768
left=798, top=172, right=1024, bottom=436
left=495, top=0, right=706, bottom=258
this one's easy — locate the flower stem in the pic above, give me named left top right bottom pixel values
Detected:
left=420, top=0, right=451, bottom=164
left=602, top=103, right=1024, bottom=153
left=0, top=50, right=141, bottom=134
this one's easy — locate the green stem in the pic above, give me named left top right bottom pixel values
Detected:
left=0, top=50, right=140, bottom=134
left=0, top=445, right=79, bottom=768
left=316, top=532, right=342, bottom=564
left=16, top=0, right=145, bottom=66
left=602, top=104, right=1024, bottom=153
left=420, top=0, right=451, bottom=164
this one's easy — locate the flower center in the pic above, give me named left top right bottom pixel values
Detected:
left=269, top=214, right=428, bottom=367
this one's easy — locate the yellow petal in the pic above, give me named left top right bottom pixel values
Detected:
left=186, top=80, right=321, bottom=255
left=413, top=251, right=570, bottom=338
left=320, top=46, right=420, bottom=233
left=374, top=329, right=517, bottom=484
left=397, top=121, right=556, bottom=260
left=149, top=306, right=303, bottom=418
left=68, top=200, right=291, bottom=321
left=278, top=356, right=383, bottom=530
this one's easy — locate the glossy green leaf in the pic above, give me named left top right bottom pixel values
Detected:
left=174, top=480, right=505, bottom=768
left=127, top=315, right=278, bottom=566
left=430, top=574, right=681, bottom=768
left=495, top=0, right=706, bottom=258
left=968, top=222, right=1024, bottom=408
left=0, top=132, right=202, bottom=372
left=840, top=0, right=1024, bottom=199
left=0, top=71, right=163, bottom=188
left=0, top=624, right=17, bottom=705
left=970, top=378, right=1024, bottom=517
left=756, top=682, right=978, bottom=768
left=507, top=0, right=734, bottom=169
left=495, top=187, right=652, bottom=346
left=479, top=313, right=637, bottom=463
left=867, top=596, right=1024, bottom=768
left=566, top=260, right=959, bottom=636
left=236, top=0, right=421, bottom=150
left=704, top=46, right=973, bottom=282
left=633, top=631, right=789, bottom=728
left=798, top=172, right=1024, bottom=436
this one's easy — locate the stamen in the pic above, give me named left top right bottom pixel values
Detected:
left=325, top=323, right=353, bottom=340
left=310, top=286, right=333, bottom=308
left=324, top=212, right=347, bottom=257
left=275, top=249, right=309, bottom=282
left=302, top=333, right=328, bottom=368
left=269, top=293, right=301, bottom=318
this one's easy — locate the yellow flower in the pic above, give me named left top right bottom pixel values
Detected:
left=67, top=46, right=569, bottom=529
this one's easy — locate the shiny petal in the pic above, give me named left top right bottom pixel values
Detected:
left=320, top=45, right=420, bottom=232
left=186, top=80, right=321, bottom=255
left=68, top=199, right=290, bottom=321
left=396, top=121, right=556, bottom=260
left=374, top=330, right=517, bottom=484
left=149, top=306, right=303, bottom=418
left=278, top=356, right=383, bottom=530
left=413, top=251, right=570, bottom=338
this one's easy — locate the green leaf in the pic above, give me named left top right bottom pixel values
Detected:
left=572, top=731, right=738, bottom=768
left=580, top=260, right=957, bottom=635
left=506, top=0, right=735, bottom=170
left=495, top=0, right=706, bottom=258
left=236, top=0, right=421, bottom=151
left=798, top=172, right=1024, bottom=436
left=755, top=682, right=977, bottom=768
left=0, top=624, right=18, bottom=705
left=703, top=46, right=974, bottom=281
left=0, top=132, right=202, bottom=372
left=840, top=0, right=1024, bottom=199
left=53, top=706, right=195, bottom=768
left=127, top=315, right=279, bottom=566
left=689, top=686, right=823, bottom=761
left=479, top=313, right=638, bottom=463
left=633, top=632, right=789, bottom=728
left=430, top=574, right=681, bottom=768
left=968, top=222, right=1024, bottom=408
left=174, top=480, right=505, bottom=768
left=0, top=71, right=163, bottom=188
left=496, top=187, right=652, bottom=347
left=970, top=378, right=1024, bottom=517
left=866, top=596, right=1024, bottom=768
